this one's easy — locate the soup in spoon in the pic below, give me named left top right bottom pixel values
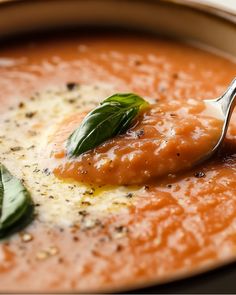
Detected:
left=51, top=98, right=223, bottom=185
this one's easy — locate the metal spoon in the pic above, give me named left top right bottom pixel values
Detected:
left=201, top=78, right=236, bottom=162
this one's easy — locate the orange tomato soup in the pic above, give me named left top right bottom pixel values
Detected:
left=1, top=32, right=236, bottom=292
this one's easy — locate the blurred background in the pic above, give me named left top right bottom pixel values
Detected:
left=200, top=0, right=236, bottom=11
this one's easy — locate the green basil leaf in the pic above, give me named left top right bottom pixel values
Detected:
left=66, top=93, right=149, bottom=157
left=0, top=164, right=34, bottom=238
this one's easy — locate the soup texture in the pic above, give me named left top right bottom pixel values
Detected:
left=0, top=33, right=236, bottom=292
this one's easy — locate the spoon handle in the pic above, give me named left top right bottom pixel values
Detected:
left=217, top=78, right=236, bottom=117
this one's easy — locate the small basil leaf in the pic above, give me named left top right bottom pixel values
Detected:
left=103, top=93, right=148, bottom=108
left=0, top=164, right=34, bottom=238
left=66, top=93, right=149, bottom=157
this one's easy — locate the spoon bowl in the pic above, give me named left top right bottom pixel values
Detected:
left=202, top=78, right=236, bottom=162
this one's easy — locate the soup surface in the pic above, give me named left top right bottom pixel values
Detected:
left=0, top=32, right=236, bottom=292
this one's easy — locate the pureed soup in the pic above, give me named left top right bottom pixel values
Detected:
left=0, top=32, right=236, bottom=292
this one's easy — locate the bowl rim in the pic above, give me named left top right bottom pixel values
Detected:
left=0, top=0, right=235, bottom=22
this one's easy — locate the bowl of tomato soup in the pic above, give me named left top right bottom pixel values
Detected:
left=0, top=0, right=236, bottom=293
